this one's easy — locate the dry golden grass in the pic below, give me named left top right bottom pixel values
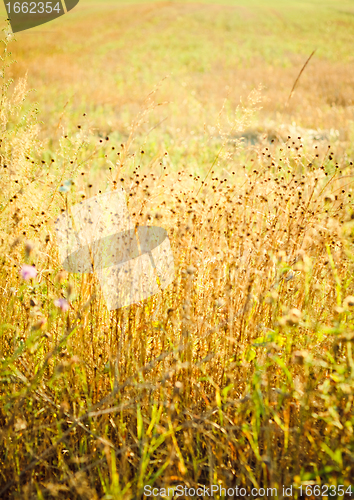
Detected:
left=1, top=2, right=354, bottom=497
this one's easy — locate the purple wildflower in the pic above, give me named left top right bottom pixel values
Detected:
left=20, top=265, right=37, bottom=280
left=54, top=298, right=70, bottom=312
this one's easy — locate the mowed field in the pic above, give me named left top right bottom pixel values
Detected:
left=5, top=0, right=354, bottom=159
left=2, top=0, right=354, bottom=498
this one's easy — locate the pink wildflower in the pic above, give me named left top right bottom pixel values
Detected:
left=20, top=265, right=37, bottom=280
left=54, top=298, right=70, bottom=312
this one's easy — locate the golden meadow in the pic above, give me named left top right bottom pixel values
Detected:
left=1, top=0, right=354, bottom=497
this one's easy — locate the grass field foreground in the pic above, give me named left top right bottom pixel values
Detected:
left=1, top=0, right=354, bottom=498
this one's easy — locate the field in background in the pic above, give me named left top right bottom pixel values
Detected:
left=5, top=0, right=354, bottom=160
left=1, top=0, right=354, bottom=498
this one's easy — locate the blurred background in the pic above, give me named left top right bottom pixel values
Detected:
left=3, top=0, right=354, bottom=163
